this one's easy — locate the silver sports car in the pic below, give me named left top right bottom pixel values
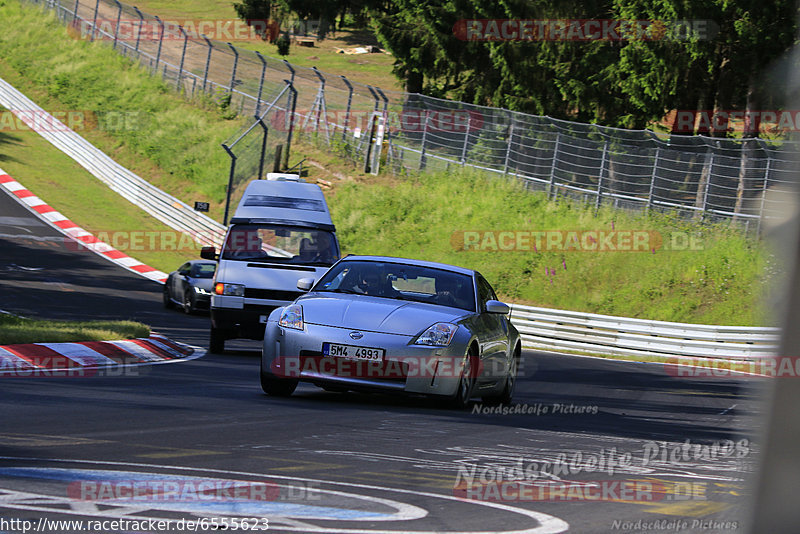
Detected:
left=260, top=256, right=521, bottom=407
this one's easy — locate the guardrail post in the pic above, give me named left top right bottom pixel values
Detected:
left=595, top=140, right=609, bottom=212
left=177, top=25, right=188, bottom=91
left=221, top=144, right=236, bottom=226
left=200, top=35, right=212, bottom=94
left=341, top=75, right=353, bottom=142
left=153, top=16, right=165, bottom=75
left=133, top=7, right=143, bottom=57
left=548, top=133, right=560, bottom=199
left=254, top=51, right=267, bottom=117
left=647, top=147, right=660, bottom=213
left=503, top=115, right=516, bottom=175
left=90, top=0, right=100, bottom=41
left=227, top=42, right=239, bottom=93
left=112, top=0, right=122, bottom=49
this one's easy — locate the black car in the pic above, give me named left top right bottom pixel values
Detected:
left=163, top=260, right=216, bottom=314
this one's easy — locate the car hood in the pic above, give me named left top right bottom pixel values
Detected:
left=296, top=293, right=470, bottom=335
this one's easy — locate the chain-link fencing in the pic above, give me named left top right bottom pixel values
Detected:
left=29, top=0, right=799, bottom=233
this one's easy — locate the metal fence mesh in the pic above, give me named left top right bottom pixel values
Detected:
left=30, top=0, right=800, bottom=232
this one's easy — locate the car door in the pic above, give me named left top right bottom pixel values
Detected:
left=475, top=274, right=510, bottom=387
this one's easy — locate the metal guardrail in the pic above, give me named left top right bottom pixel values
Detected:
left=510, top=303, right=779, bottom=359
left=0, top=77, right=226, bottom=250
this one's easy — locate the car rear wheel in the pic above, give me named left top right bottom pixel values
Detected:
left=448, top=349, right=477, bottom=409
left=260, top=370, right=298, bottom=396
left=183, top=289, right=195, bottom=314
left=209, top=327, right=226, bottom=353
left=162, top=284, right=174, bottom=309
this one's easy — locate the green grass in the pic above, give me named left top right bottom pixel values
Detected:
left=327, top=168, right=774, bottom=326
left=0, top=105, right=206, bottom=272
left=0, top=313, right=149, bottom=344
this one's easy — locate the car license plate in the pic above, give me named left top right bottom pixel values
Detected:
left=323, top=343, right=384, bottom=361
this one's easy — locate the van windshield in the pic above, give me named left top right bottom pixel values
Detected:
left=221, top=224, right=339, bottom=266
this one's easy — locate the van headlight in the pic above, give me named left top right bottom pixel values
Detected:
left=414, top=323, right=458, bottom=346
left=279, top=304, right=304, bottom=330
left=214, top=282, right=244, bottom=296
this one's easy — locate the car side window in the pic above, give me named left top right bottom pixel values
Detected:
left=476, top=275, right=496, bottom=312
left=178, top=263, right=191, bottom=275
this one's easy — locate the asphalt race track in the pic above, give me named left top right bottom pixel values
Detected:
left=0, top=188, right=763, bottom=533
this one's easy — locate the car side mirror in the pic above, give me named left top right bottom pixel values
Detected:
left=485, top=300, right=510, bottom=315
left=200, top=246, right=217, bottom=260
left=297, top=277, right=315, bottom=291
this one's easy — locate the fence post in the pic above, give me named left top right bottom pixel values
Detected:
left=595, top=140, right=609, bottom=212
left=419, top=111, right=430, bottom=170
left=254, top=51, right=267, bottom=117
left=133, top=7, right=143, bottom=57
left=756, top=157, right=772, bottom=236
left=221, top=144, right=237, bottom=226
left=177, top=25, right=188, bottom=91
left=257, top=117, right=269, bottom=180
left=283, top=59, right=295, bottom=86
left=312, top=67, right=327, bottom=141
left=154, top=16, right=165, bottom=75
left=284, top=81, right=297, bottom=169
left=200, top=35, right=212, bottom=94
left=90, top=0, right=100, bottom=41
left=503, top=116, right=516, bottom=175
left=341, top=76, right=353, bottom=142
left=647, top=147, right=660, bottom=213
left=548, top=133, right=560, bottom=198
left=227, top=42, right=239, bottom=93
left=72, top=0, right=79, bottom=24
left=459, top=116, right=472, bottom=165
left=112, top=0, right=122, bottom=49
left=695, top=150, right=714, bottom=219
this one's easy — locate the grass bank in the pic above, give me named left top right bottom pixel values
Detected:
left=0, top=0, right=774, bottom=325
left=0, top=313, right=149, bottom=344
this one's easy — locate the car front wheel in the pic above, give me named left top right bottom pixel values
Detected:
left=448, top=349, right=477, bottom=409
left=260, top=370, right=298, bottom=397
left=183, top=289, right=195, bottom=314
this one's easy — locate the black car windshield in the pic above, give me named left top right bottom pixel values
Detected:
left=190, top=263, right=216, bottom=278
left=221, top=224, right=339, bottom=265
left=314, top=260, right=476, bottom=312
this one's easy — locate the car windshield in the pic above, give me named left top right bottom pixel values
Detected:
left=314, top=260, right=476, bottom=312
left=190, top=263, right=216, bottom=278
left=221, top=224, right=339, bottom=265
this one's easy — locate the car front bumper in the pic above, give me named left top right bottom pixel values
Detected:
left=262, top=321, right=471, bottom=396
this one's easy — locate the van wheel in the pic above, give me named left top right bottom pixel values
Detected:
left=209, top=328, right=225, bottom=353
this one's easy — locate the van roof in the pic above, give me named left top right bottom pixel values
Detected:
left=231, top=180, right=335, bottom=231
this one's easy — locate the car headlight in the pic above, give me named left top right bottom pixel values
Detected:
left=415, top=323, right=458, bottom=346
left=278, top=304, right=304, bottom=330
left=214, top=282, right=244, bottom=296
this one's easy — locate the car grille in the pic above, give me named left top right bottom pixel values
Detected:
left=244, top=288, right=304, bottom=301
left=298, top=351, right=408, bottom=382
